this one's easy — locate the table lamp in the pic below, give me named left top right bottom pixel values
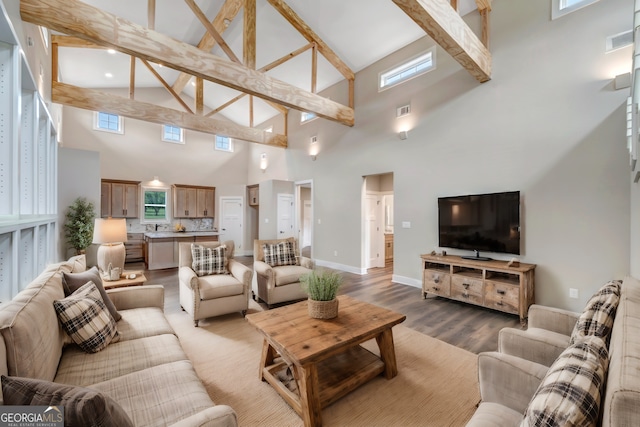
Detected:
left=93, top=218, right=128, bottom=276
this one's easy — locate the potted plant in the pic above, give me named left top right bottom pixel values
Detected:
left=64, top=197, right=96, bottom=255
left=301, top=269, right=343, bottom=319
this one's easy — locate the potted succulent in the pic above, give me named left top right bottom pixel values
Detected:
left=64, top=197, right=96, bottom=255
left=301, top=269, right=343, bottom=319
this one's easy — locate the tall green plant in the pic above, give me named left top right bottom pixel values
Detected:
left=301, top=269, right=343, bottom=301
left=64, top=197, right=96, bottom=254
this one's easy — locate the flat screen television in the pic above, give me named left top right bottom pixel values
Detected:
left=438, top=191, right=520, bottom=258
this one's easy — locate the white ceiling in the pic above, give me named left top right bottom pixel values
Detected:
left=57, top=0, right=479, bottom=127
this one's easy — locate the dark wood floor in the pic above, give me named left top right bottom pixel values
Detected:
left=131, top=257, right=523, bottom=354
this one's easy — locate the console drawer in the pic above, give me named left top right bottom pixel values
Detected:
left=451, top=276, right=483, bottom=305
left=484, top=281, right=519, bottom=314
left=423, top=270, right=450, bottom=297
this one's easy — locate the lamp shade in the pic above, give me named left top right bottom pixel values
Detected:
left=92, top=218, right=128, bottom=244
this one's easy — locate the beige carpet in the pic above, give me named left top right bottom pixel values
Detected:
left=167, top=301, right=481, bottom=427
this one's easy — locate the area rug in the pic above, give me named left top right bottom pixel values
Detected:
left=167, top=301, right=481, bottom=427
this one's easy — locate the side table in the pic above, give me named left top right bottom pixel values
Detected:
left=102, top=272, right=147, bottom=289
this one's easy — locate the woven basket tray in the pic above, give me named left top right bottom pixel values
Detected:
left=307, top=298, right=339, bottom=319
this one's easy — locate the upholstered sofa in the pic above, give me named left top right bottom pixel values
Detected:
left=0, top=256, right=237, bottom=427
left=466, top=276, right=640, bottom=426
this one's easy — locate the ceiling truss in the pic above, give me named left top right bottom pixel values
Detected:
left=21, top=0, right=357, bottom=148
left=392, top=0, right=492, bottom=83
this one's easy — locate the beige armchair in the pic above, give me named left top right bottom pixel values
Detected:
left=179, top=240, right=253, bottom=326
left=253, top=237, right=314, bottom=308
left=498, top=304, right=580, bottom=366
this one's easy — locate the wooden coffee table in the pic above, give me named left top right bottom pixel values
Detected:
left=246, top=295, right=406, bottom=427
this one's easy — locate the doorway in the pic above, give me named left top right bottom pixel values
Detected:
left=362, top=173, right=394, bottom=269
left=219, top=196, right=244, bottom=252
left=295, top=180, right=313, bottom=258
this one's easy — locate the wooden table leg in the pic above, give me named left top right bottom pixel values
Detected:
left=259, top=339, right=276, bottom=381
left=375, top=328, right=398, bottom=379
left=295, top=363, right=322, bottom=427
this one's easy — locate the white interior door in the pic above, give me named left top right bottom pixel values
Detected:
left=219, top=197, right=243, bottom=252
left=365, top=195, right=383, bottom=268
left=277, top=193, right=295, bottom=239
left=302, top=201, right=312, bottom=247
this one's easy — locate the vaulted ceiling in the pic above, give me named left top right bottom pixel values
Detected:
left=20, top=0, right=490, bottom=147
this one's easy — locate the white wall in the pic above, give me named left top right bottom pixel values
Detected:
left=60, top=0, right=632, bottom=312
left=58, top=147, right=100, bottom=263
left=253, top=0, right=632, bottom=311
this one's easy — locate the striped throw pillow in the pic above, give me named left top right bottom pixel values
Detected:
left=570, top=280, right=621, bottom=345
left=191, top=244, right=228, bottom=276
left=53, top=281, right=119, bottom=353
left=263, top=241, right=298, bottom=267
left=522, top=336, right=609, bottom=427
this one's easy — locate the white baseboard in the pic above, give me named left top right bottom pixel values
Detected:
left=314, top=259, right=367, bottom=275
left=392, top=274, right=421, bottom=289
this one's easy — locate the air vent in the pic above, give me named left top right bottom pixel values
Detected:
left=606, top=30, right=632, bottom=53
left=396, top=104, right=411, bottom=118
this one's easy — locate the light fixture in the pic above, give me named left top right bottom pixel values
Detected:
left=93, top=218, right=128, bottom=278
left=105, top=72, right=113, bottom=78
left=398, top=130, right=408, bottom=140
left=107, top=48, right=116, bottom=54
left=260, top=153, right=268, bottom=172
left=310, top=135, right=318, bottom=160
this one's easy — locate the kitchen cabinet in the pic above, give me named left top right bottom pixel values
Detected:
left=125, top=233, right=144, bottom=263
left=173, top=185, right=215, bottom=218
left=101, top=179, right=140, bottom=218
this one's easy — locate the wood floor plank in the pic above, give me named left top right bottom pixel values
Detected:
left=130, top=257, right=522, bottom=354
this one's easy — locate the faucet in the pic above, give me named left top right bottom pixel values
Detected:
left=155, top=224, right=158, bottom=231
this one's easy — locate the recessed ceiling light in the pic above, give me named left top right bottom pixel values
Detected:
left=191, top=81, right=196, bottom=86
left=107, top=49, right=116, bottom=54
left=105, top=72, right=113, bottom=78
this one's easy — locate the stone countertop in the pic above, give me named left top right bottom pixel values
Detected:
left=144, top=231, right=222, bottom=239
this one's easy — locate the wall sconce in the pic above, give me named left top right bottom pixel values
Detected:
left=310, top=135, right=318, bottom=160
left=398, top=130, right=408, bottom=140
left=260, top=153, right=268, bottom=172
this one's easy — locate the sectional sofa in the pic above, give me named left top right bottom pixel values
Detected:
left=466, top=276, right=640, bottom=426
left=0, top=255, right=237, bottom=426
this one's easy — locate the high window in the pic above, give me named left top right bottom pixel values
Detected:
left=301, top=112, right=317, bottom=124
left=379, top=47, right=436, bottom=91
left=552, top=0, right=600, bottom=19
left=94, top=112, right=123, bottom=134
left=162, top=125, right=184, bottom=144
left=215, top=135, right=233, bottom=152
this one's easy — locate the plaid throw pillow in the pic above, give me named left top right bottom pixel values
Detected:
left=522, top=336, right=609, bottom=427
left=191, top=244, right=228, bottom=276
left=570, top=280, right=621, bottom=345
left=1, top=375, right=134, bottom=427
left=53, top=281, right=119, bottom=353
left=263, top=241, right=298, bottom=267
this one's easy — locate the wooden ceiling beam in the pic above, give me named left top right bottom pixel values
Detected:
left=474, top=0, right=492, bottom=12
left=148, top=0, right=156, bottom=29
left=51, top=35, right=101, bottom=49
left=266, top=0, right=354, bottom=81
left=184, top=0, right=241, bottom=64
left=392, top=0, right=491, bottom=83
left=140, top=58, right=193, bottom=114
left=52, top=81, right=288, bottom=147
left=172, top=0, right=243, bottom=94
left=21, top=0, right=354, bottom=126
